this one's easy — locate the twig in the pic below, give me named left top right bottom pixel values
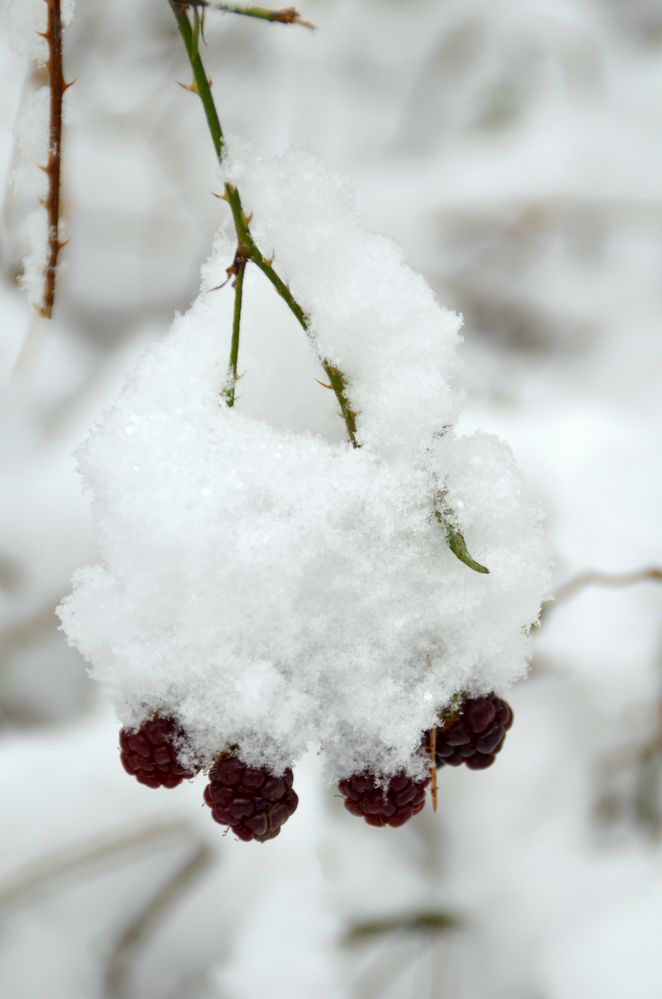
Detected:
left=36, top=0, right=71, bottom=318
left=223, top=247, right=248, bottom=406
left=168, top=1, right=359, bottom=446
left=104, top=839, right=214, bottom=999
left=180, top=1, right=315, bottom=29
left=548, top=566, right=662, bottom=613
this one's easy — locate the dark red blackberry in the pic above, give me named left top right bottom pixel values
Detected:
left=338, top=770, right=430, bottom=828
left=433, top=694, right=513, bottom=770
left=119, top=716, right=199, bottom=788
left=204, top=755, right=299, bottom=843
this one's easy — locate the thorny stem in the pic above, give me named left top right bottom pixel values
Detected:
left=182, top=2, right=315, bottom=29
left=37, top=0, right=70, bottom=318
left=170, top=1, right=359, bottom=445
left=171, top=2, right=225, bottom=159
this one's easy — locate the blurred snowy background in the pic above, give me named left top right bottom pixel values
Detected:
left=1, top=0, right=662, bottom=996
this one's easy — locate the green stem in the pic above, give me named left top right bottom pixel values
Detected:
left=169, top=1, right=359, bottom=446
left=170, top=1, right=224, bottom=160
left=182, top=2, right=314, bottom=29
left=224, top=257, right=246, bottom=407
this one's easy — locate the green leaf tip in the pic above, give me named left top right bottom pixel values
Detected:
left=445, top=524, right=490, bottom=574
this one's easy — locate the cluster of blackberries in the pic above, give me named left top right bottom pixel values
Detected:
left=119, top=693, right=513, bottom=840
left=337, top=693, right=514, bottom=828
left=119, top=716, right=298, bottom=843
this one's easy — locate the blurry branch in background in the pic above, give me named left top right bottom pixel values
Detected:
left=633, top=708, right=662, bottom=838
left=345, top=910, right=463, bottom=999
left=0, top=820, right=199, bottom=912
left=168, top=1, right=357, bottom=444
left=544, top=565, right=662, bottom=619
left=0, top=599, right=61, bottom=657
left=36, top=0, right=72, bottom=318
left=596, top=695, right=662, bottom=839
left=344, top=910, right=461, bottom=945
left=178, top=1, right=315, bottom=29
left=105, top=838, right=214, bottom=999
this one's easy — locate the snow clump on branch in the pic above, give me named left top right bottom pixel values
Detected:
left=58, top=147, right=551, bottom=781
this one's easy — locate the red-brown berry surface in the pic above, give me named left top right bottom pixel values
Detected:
left=338, top=770, right=430, bottom=827
left=433, top=694, right=513, bottom=770
left=204, top=755, right=299, bottom=842
left=119, top=716, right=198, bottom=788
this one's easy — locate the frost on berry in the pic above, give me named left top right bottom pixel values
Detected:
left=58, top=145, right=551, bottom=783
left=204, top=755, right=299, bottom=842
left=339, top=771, right=430, bottom=828
left=119, top=716, right=199, bottom=789
left=433, top=694, right=514, bottom=770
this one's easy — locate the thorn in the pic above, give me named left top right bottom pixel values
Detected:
left=212, top=191, right=229, bottom=202
left=176, top=80, right=200, bottom=95
left=264, top=252, right=275, bottom=266
left=207, top=275, right=232, bottom=292
left=38, top=164, right=49, bottom=174
left=36, top=30, right=49, bottom=40
left=38, top=198, right=48, bottom=208
left=63, top=78, right=77, bottom=91
left=56, top=239, right=70, bottom=252
left=242, top=212, right=253, bottom=226
left=314, top=379, right=334, bottom=390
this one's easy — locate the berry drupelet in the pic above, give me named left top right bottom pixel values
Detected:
left=204, top=754, right=299, bottom=842
left=119, top=715, right=199, bottom=788
left=433, top=693, right=513, bottom=770
left=339, top=770, right=430, bottom=827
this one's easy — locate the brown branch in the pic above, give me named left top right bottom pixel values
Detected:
left=36, top=0, right=71, bottom=318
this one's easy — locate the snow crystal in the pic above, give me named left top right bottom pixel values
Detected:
left=58, top=149, right=550, bottom=781
left=18, top=211, right=50, bottom=310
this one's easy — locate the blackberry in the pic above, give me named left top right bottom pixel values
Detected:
left=338, top=770, right=430, bottom=828
left=433, top=694, right=513, bottom=770
left=119, top=715, right=199, bottom=788
left=204, top=755, right=299, bottom=843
